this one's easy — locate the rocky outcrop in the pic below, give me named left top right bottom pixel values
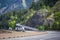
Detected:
left=25, top=9, right=49, bottom=27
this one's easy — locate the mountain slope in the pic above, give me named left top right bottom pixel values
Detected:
left=0, top=0, right=39, bottom=14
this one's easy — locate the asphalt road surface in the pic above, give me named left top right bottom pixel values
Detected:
left=1, top=31, right=60, bottom=40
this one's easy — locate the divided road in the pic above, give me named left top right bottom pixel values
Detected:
left=1, top=31, right=60, bottom=40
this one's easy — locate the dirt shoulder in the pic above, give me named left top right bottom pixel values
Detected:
left=0, top=31, right=47, bottom=39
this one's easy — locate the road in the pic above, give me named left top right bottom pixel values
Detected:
left=1, top=31, right=60, bottom=40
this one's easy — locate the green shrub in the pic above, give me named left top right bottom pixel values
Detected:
left=36, top=25, right=44, bottom=30
left=8, top=20, right=16, bottom=29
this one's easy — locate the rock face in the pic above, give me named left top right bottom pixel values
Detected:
left=25, top=9, right=55, bottom=27
left=25, top=9, right=49, bottom=27
left=52, top=1, right=60, bottom=12
left=0, top=0, right=31, bottom=14
left=0, top=0, right=39, bottom=14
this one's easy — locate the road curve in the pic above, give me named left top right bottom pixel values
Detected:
left=1, top=31, right=60, bottom=40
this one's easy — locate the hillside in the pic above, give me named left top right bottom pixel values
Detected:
left=0, top=0, right=35, bottom=14
left=0, top=0, right=60, bottom=30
